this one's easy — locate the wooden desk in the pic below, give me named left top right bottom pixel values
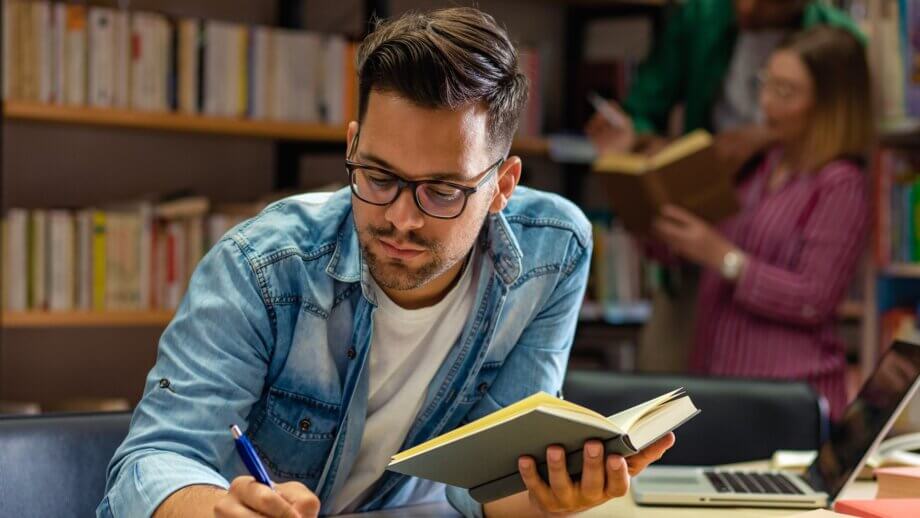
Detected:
left=335, top=462, right=878, bottom=517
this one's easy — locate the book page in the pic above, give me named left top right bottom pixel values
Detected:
left=607, top=388, right=685, bottom=432
left=649, top=129, right=712, bottom=170
left=593, top=153, right=649, bottom=174
left=391, top=392, right=607, bottom=462
left=628, top=395, right=698, bottom=449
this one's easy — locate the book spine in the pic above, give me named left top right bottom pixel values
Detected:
left=112, top=10, right=130, bottom=108
left=34, top=1, right=52, bottom=103
left=64, top=5, right=87, bottom=106
left=51, top=2, right=66, bottom=104
left=5, top=210, right=29, bottom=311
left=88, top=7, right=115, bottom=108
left=2, top=0, right=13, bottom=100
left=196, top=19, right=206, bottom=113
left=237, top=26, right=248, bottom=117
left=30, top=211, right=47, bottom=311
left=19, top=1, right=36, bottom=101
left=138, top=204, right=153, bottom=310
left=167, top=16, right=178, bottom=112
left=92, top=211, right=106, bottom=311
left=178, top=18, right=198, bottom=114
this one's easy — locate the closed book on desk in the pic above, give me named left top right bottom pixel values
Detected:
left=593, top=129, right=739, bottom=235
left=387, top=389, right=698, bottom=503
left=875, top=467, right=920, bottom=498
left=834, top=499, right=920, bottom=517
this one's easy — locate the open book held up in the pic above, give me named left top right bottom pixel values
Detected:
left=387, top=389, right=699, bottom=503
left=593, top=129, right=739, bottom=235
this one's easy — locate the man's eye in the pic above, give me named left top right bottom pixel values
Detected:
left=366, top=173, right=394, bottom=186
left=429, top=187, right=461, bottom=200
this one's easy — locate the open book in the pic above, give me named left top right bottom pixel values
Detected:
left=387, top=389, right=699, bottom=503
left=593, top=129, right=739, bottom=235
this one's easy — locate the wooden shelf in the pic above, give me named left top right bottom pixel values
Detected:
left=4, top=101, right=347, bottom=142
left=2, top=311, right=174, bottom=328
left=511, top=135, right=550, bottom=156
left=3, top=101, right=549, bottom=156
left=884, top=263, right=920, bottom=279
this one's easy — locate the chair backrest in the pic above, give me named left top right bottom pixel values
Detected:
left=0, top=411, right=132, bottom=518
left=562, top=370, right=828, bottom=466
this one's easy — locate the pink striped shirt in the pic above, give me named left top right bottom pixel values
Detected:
left=690, top=149, right=869, bottom=420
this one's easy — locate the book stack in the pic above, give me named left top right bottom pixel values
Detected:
left=2, top=0, right=358, bottom=125
left=837, top=0, right=920, bottom=123
left=586, top=213, right=650, bottom=317
left=876, top=466, right=920, bottom=498
left=0, top=196, right=260, bottom=313
left=834, top=498, right=920, bottom=518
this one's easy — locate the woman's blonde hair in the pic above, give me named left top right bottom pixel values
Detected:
left=777, top=25, right=874, bottom=171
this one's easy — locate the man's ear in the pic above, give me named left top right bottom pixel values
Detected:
left=489, top=156, right=522, bottom=214
left=346, top=121, right=359, bottom=157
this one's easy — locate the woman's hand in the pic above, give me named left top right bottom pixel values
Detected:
left=653, top=205, right=739, bottom=272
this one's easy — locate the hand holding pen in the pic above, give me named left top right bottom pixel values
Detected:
left=213, top=424, right=321, bottom=518
left=584, top=91, right=637, bottom=155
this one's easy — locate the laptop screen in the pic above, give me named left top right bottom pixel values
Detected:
left=805, top=340, right=920, bottom=499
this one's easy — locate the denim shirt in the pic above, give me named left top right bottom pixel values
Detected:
left=97, top=186, right=592, bottom=518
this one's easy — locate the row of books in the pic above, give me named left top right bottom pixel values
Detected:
left=1, top=0, right=547, bottom=135
left=837, top=0, right=920, bottom=123
left=875, top=149, right=920, bottom=265
left=0, top=196, right=259, bottom=313
left=1, top=0, right=357, bottom=124
left=585, top=214, right=652, bottom=322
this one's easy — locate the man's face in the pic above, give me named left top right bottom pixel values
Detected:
left=348, top=91, right=499, bottom=292
left=734, top=0, right=807, bottom=30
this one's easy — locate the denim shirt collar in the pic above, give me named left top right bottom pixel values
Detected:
left=324, top=207, right=523, bottom=288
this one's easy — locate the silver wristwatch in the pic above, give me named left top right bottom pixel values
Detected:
left=720, top=250, right=746, bottom=281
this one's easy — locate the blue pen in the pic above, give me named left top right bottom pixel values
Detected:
left=231, top=424, right=275, bottom=489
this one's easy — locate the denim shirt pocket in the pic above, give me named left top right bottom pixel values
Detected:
left=247, top=386, right=341, bottom=488
left=460, top=361, right=504, bottom=407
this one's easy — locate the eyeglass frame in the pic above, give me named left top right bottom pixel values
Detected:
left=344, top=128, right=506, bottom=220
left=755, top=69, right=808, bottom=102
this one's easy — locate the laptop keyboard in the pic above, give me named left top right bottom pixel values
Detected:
left=703, top=471, right=808, bottom=495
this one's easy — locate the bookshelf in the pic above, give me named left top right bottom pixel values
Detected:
left=0, top=0, right=574, bottom=411
left=3, top=101, right=550, bottom=156
left=1, top=311, right=174, bottom=328
left=884, top=263, right=920, bottom=279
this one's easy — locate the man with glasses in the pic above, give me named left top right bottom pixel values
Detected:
left=99, top=7, right=673, bottom=518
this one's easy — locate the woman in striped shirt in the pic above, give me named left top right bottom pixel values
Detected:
left=653, top=26, right=873, bottom=420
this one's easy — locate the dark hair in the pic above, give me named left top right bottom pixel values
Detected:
left=776, top=25, right=874, bottom=171
left=356, top=7, right=528, bottom=155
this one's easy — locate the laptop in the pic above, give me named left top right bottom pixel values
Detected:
left=631, top=340, right=920, bottom=509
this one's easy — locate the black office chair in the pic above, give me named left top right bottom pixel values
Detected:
left=562, top=370, right=829, bottom=466
left=0, top=411, right=132, bottom=518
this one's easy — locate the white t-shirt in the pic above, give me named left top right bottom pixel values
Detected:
left=329, top=249, right=481, bottom=513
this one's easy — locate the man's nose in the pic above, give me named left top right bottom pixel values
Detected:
left=384, top=187, right=425, bottom=232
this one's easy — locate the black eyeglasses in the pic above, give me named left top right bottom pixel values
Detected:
left=345, top=158, right=503, bottom=219
left=344, top=129, right=504, bottom=219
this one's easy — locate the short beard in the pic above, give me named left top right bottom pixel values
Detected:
left=360, top=225, right=449, bottom=291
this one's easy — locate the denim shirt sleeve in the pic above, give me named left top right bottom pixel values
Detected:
left=98, top=237, right=275, bottom=518
left=446, top=232, right=592, bottom=518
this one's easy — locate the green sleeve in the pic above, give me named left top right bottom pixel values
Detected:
left=623, top=4, right=690, bottom=135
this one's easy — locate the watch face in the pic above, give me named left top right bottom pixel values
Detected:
left=722, top=251, right=742, bottom=279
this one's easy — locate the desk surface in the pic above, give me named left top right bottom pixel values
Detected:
left=335, top=462, right=877, bottom=517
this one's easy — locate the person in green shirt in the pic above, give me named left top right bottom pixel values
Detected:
left=585, top=0, right=863, bottom=373
left=586, top=0, right=862, bottom=170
